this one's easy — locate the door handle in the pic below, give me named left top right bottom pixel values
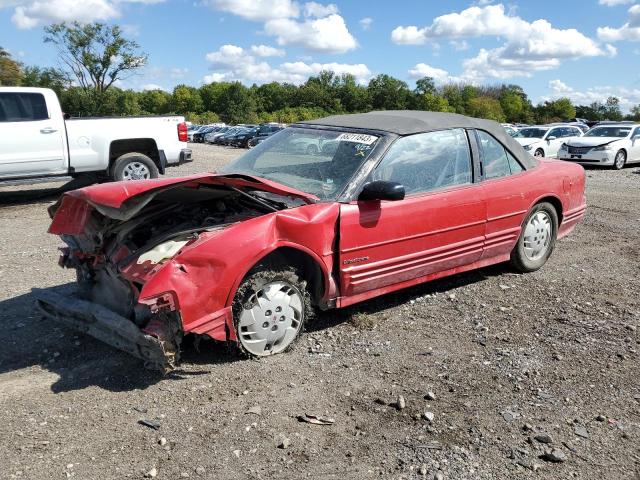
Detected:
left=40, top=127, right=58, bottom=134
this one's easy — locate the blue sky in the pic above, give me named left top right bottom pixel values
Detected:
left=1, top=0, right=640, bottom=110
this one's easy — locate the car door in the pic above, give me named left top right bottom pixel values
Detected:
left=0, top=91, right=66, bottom=178
left=338, top=128, right=486, bottom=303
left=475, top=130, right=532, bottom=261
left=630, top=127, right=640, bottom=162
left=544, top=127, right=564, bottom=157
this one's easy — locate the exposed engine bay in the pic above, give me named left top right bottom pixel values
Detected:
left=58, top=185, right=285, bottom=325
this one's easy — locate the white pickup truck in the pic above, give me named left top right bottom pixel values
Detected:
left=0, top=87, right=192, bottom=182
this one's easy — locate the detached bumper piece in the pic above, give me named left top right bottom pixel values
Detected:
left=33, top=288, right=178, bottom=372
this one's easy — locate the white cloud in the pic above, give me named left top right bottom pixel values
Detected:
left=205, top=0, right=358, bottom=54
left=203, top=43, right=371, bottom=85
left=450, top=39, right=469, bottom=51
left=5, top=0, right=163, bottom=29
left=408, top=63, right=451, bottom=82
left=598, top=4, right=640, bottom=42
left=264, top=13, right=357, bottom=53
left=598, top=0, right=635, bottom=6
left=303, top=1, right=337, bottom=18
left=359, top=17, right=372, bottom=30
left=204, top=0, right=299, bottom=21
left=392, top=4, right=614, bottom=81
left=250, top=44, right=286, bottom=57
left=544, top=79, right=640, bottom=111
left=141, top=83, right=167, bottom=91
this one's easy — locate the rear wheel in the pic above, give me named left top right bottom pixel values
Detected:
left=613, top=150, right=626, bottom=170
left=306, top=144, right=319, bottom=155
left=232, top=266, right=313, bottom=358
left=510, top=202, right=558, bottom=273
left=111, top=152, right=159, bottom=181
left=534, top=148, right=544, bottom=158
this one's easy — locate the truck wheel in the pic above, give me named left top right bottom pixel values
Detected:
left=111, top=153, right=159, bottom=181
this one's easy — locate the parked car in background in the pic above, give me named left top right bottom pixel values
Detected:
left=193, top=126, right=217, bottom=143
left=558, top=123, right=640, bottom=169
left=514, top=125, right=583, bottom=158
left=217, top=126, right=249, bottom=145
left=204, top=126, right=231, bottom=143
left=0, top=87, right=191, bottom=182
left=247, top=125, right=286, bottom=148
left=187, top=125, right=204, bottom=142
left=37, top=111, right=586, bottom=370
left=501, top=123, right=519, bottom=137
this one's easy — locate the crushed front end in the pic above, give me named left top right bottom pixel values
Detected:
left=35, top=175, right=288, bottom=370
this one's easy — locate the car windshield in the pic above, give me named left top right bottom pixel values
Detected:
left=584, top=127, right=631, bottom=137
left=221, top=127, right=380, bottom=200
left=514, top=128, right=547, bottom=139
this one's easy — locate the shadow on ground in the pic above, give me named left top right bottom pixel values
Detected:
left=0, top=263, right=512, bottom=394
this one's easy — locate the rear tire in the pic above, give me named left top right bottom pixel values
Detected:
left=510, top=202, right=558, bottom=273
left=232, top=265, right=313, bottom=358
left=111, top=152, right=159, bottom=181
left=613, top=150, right=626, bottom=170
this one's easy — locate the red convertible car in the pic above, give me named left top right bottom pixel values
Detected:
left=36, top=111, right=586, bottom=370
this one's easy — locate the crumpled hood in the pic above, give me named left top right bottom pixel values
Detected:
left=564, top=137, right=622, bottom=147
left=52, top=173, right=318, bottom=222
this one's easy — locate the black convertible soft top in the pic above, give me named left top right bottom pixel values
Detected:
left=299, top=110, right=538, bottom=170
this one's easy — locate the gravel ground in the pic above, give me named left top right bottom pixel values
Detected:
left=0, top=143, right=639, bottom=480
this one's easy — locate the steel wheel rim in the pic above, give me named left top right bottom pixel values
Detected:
left=122, top=162, right=150, bottom=180
left=523, top=211, right=552, bottom=261
left=615, top=151, right=625, bottom=169
left=534, top=149, right=543, bottom=157
left=238, top=281, right=304, bottom=356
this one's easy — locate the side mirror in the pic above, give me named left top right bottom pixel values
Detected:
left=358, top=181, right=405, bottom=202
left=547, top=135, right=557, bottom=141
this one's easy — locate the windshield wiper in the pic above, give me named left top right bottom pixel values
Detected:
left=228, top=186, right=287, bottom=212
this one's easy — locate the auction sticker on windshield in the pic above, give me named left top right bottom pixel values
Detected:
left=336, top=133, right=378, bottom=145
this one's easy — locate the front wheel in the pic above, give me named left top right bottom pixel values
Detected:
left=534, top=148, right=544, bottom=158
left=613, top=150, right=626, bottom=170
left=510, top=202, right=558, bottom=273
left=232, top=266, right=313, bottom=358
left=111, top=153, right=159, bottom=181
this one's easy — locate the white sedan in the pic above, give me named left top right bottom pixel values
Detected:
left=558, top=123, right=640, bottom=169
left=514, top=125, right=583, bottom=158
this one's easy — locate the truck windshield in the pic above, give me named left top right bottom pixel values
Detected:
left=221, top=128, right=380, bottom=200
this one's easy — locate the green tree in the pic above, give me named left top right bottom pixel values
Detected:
left=367, top=74, right=411, bottom=110
left=171, top=84, right=203, bottom=114
left=22, top=66, right=71, bottom=96
left=441, top=84, right=467, bottom=114
left=414, top=77, right=437, bottom=96
left=628, top=104, right=640, bottom=121
left=603, top=96, right=623, bottom=121
left=466, top=96, right=506, bottom=122
left=44, top=22, right=147, bottom=94
left=0, top=47, right=24, bottom=86
left=217, top=82, right=255, bottom=124
left=334, top=74, right=370, bottom=112
left=418, top=93, right=454, bottom=112
left=535, top=97, right=575, bottom=123
left=499, top=90, right=525, bottom=123
left=139, top=89, right=171, bottom=115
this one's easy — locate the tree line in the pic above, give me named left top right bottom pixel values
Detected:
left=1, top=22, right=639, bottom=125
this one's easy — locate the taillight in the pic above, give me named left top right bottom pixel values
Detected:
left=177, top=122, right=188, bottom=142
